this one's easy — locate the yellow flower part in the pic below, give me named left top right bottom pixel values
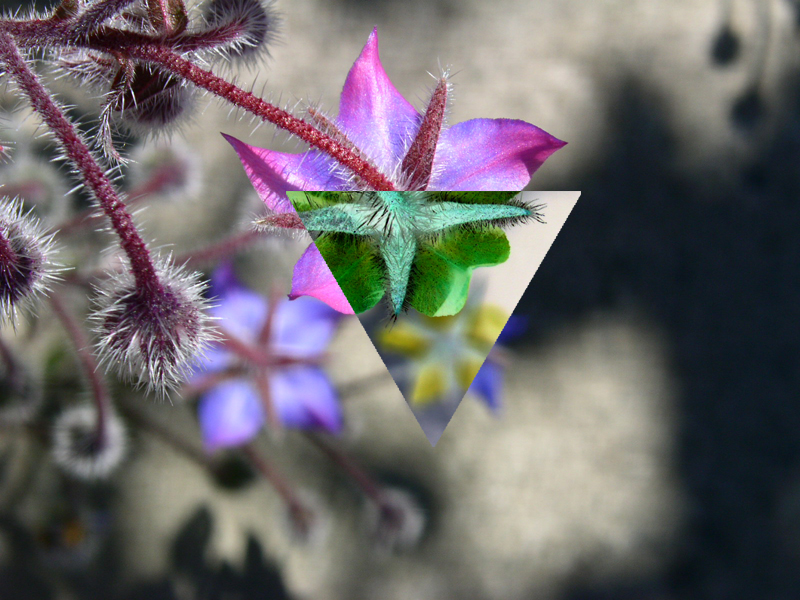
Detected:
left=467, top=304, right=508, bottom=348
left=411, top=362, right=448, bottom=406
left=377, top=322, right=430, bottom=356
left=375, top=300, right=512, bottom=407
left=456, top=356, right=484, bottom=390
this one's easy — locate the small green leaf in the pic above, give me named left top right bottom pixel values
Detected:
left=436, top=191, right=520, bottom=205
left=287, top=191, right=353, bottom=212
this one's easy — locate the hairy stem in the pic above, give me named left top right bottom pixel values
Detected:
left=306, top=433, right=387, bottom=505
left=125, top=45, right=396, bottom=191
left=0, top=32, right=161, bottom=293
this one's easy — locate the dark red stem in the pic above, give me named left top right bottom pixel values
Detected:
left=49, top=292, right=111, bottom=446
left=306, top=433, right=387, bottom=505
left=0, top=32, right=161, bottom=294
left=125, top=45, right=396, bottom=191
left=242, top=444, right=314, bottom=537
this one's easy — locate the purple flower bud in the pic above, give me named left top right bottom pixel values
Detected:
left=0, top=197, right=60, bottom=323
left=112, top=64, right=196, bottom=132
left=52, top=405, right=127, bottom=480
left=203, top=0, right=279, bottom=65
left=92, top=256, right=215, bottom=394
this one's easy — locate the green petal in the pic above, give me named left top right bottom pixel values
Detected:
left=315, top=233, right=385, bottom=313
left=428, top=191, right=521, bottom=205
left=286, top=191, right=354, bottom=213
left=409, top=227, right=510, bottom=317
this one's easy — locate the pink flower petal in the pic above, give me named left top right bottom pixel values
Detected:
left=223, top=133, right=347, bottom=213
left=289, top=243, right=354, bottom=314
left=428, top=118, right=566, bottom=191
left=337, top=28, right=421, bottom=176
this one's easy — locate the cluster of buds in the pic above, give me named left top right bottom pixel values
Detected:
left=51, top=0, right=279, bottom=158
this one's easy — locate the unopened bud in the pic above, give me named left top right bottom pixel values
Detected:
left=92, top=256, right=215, bottom=393
left=0, top=197, right=60, bottom=323
left=364, top=487, right=426, bottom=553
left=203, top=0, right=279, bottom=65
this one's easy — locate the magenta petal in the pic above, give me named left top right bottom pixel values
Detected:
left=428, top=119, right=567, bottom=190
left=199, top=379, right=265, bottom=451
left=289, top=243, right=354, bottom=314
left=223, top=134, right=346, bottom=213
left=337, top=28, right=421, bottom=175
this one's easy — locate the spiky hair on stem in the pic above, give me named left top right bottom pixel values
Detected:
left=52, top=404, right=127, bottom=480
left=91, top=254, right=216, bottom=395
left=201, top=0, right=279, bottom=67
left=0, top=197, right=61, bottom=324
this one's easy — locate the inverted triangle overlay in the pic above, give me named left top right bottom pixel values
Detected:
left=287, top=191, right=581, bottom=445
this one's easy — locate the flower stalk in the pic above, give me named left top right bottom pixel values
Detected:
left=0, top=31, right=161, bottom=294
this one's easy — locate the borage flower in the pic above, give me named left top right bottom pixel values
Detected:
left=225, top=28, right=565, bottom=311
left=190, top=263, right=343, bottom=451
left=376, top=301, right=527, bottom=412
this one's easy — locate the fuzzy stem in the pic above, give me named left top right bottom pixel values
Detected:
left=0, top=32, right=162, bottom=294
left=49, top=292, right=111, bottom=447
left=306, top=433, right=387, bottom=505
left=177, top=229, right=263, bottom=267
left=0, top=20, right=396, bottom=189
left=54, top=157, right=193, bottom=237
left=242, top=443, right=313, bottom=537
left=125, top=45, right=396, bottom=191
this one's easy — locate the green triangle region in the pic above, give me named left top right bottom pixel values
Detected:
left=287, top=191, right=581, bottom=445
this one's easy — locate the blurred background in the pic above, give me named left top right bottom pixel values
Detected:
left=1, top=0, right=799, bottom=598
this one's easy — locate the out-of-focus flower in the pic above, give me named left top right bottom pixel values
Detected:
left=466, top=314, right=527, bottom=411
left=376, top=301, right=526, bottom=411
left=191, top=263, right=343, bottom=451
left=225, top=28, right=564, bottom=312
left=51, top=404, right=128, bottom=480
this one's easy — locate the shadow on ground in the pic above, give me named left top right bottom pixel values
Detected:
left=513, top=69, right=800, bottom=599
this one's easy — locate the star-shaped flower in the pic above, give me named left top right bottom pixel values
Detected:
left=190, top=263, right=343, bottom=451
left=376, top=301, right=527, bottom=410
left=224, top=28, right=565, bottom=312
left=288, top=191, right=542, bottom=316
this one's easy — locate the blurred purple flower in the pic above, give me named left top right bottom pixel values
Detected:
left=224, top=27, right=565, bottom=311
left=467, top=314, right=528, bottom=412
left=192, top=263, right=343, bottom=451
